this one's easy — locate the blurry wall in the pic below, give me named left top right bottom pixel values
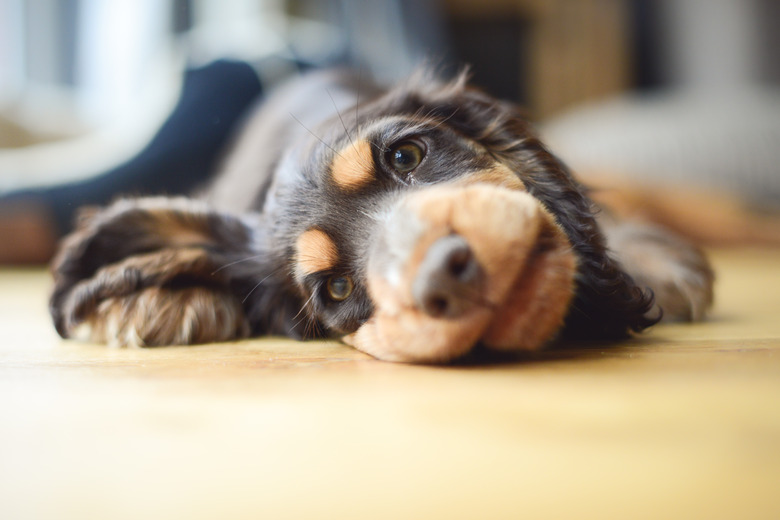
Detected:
left=0, top=0, right=447, bottom=138
left=1, top=0, right=779, bottom=202
left=4, top=0, right=780, bottom=126
left=0, top=0, right=174, bottom=134
left=0, top=0, right=445, bottom=190
left=439, top=0, right=780, bottom=117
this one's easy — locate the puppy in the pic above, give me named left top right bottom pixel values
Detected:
left=49, top=69, right=714, bottom=362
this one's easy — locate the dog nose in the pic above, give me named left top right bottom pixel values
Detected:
left=412, top=235, right=483, bottom=318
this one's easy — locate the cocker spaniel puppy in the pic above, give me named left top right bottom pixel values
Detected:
left=49, top=69, right=713, bottom=363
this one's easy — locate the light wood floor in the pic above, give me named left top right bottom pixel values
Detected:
left=1, top=248, right=779, bottom=520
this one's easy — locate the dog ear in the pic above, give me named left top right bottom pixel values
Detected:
left=431, top=89, right=658, bottom=339
left=50, top=196, right=306, bottom=345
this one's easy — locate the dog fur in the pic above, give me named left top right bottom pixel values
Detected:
left=49, top=69, right=714, bottom=362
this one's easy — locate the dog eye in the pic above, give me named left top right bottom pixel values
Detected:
left=326, top=275, right=354, bottom=301
left=387, top=141, right=425, bottom=174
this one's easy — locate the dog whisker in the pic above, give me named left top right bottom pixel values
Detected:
left=290, top=112, right=341, bottom=158
left=369, top=142, right=387, bottom=154
left=211, top=253, right=265, bottom=275
left=428, top=107, right=460, bottom=131
left=327, top=88, right=354, bottom=147
left=292, top=290, right=318, bottom=322
left=355, top=67, right=362, bottom=139
left=241, top=266, right=286, bottom=304
left=292, top=291, right=320, bottom=338
left=302, top=314, right=322, bottom=341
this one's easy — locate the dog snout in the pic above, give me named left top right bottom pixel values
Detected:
left=412, top=235, right=483, bottom=318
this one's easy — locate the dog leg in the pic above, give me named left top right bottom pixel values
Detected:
left=601, top=217, right=714, bottom=322
left=50, top=197, right=255, bottom=346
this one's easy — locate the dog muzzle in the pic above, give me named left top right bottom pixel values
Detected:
left=343, top=183, right=577, bottom=363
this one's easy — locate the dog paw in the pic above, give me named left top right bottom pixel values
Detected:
left=53, top=247, right=250, bottom=346
left=69, top=286, right=248, bottom=347
left=49, top=197, right=256, bottom=346
left=605, top=222, right=714, bottom=322
left=51, top=241, right=252, bottom=347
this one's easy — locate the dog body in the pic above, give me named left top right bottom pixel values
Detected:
left=50, top=69, right=713, bottom=362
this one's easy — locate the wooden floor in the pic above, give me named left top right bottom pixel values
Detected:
left=1, top=248, right=779, bottom=520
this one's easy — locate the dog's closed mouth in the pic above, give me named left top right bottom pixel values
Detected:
left=343, top=183, right=577, bottom=363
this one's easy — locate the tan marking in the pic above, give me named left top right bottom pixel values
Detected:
left=331, top=140, right=375, bottom=190
left=148, top=209, right=213, bottom=247
left=481, top=215, right=576, bottom=351
left=457, top=163, right=526, bottom=192
left=353, top=184, right=575, bottom=363
left=402, top=185, right=541, bottom=301
left=295, top=228, right=339, bottom=279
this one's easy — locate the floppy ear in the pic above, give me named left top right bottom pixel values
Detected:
left=50, top=196, right=305, bottom=346
left=422, top=85, right=658, bottom=339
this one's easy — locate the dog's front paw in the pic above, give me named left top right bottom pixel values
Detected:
left=606, top=222, right=714, bottom=322
left=69, top=285, right=247, bottom=347
left=53, top=247, right=249, bottom=346
left=49, top=197, right=257, bottom=346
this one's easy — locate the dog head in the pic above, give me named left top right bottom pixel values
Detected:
left=250, top=71, right=656, bottom=362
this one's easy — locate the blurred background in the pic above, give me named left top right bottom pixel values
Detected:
left=1, top=0, right=779, bottom=254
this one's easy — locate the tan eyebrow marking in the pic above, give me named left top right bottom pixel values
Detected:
left=331, top=139, right=374, bottom=191
left=295, top=228, right=339, bottom=279
left=457, top=163, right=526, bottom=192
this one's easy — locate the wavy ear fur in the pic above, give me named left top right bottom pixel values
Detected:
left=401, top=84, right=658, bottom=339
left=50, top=197, right=306, bottom=345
